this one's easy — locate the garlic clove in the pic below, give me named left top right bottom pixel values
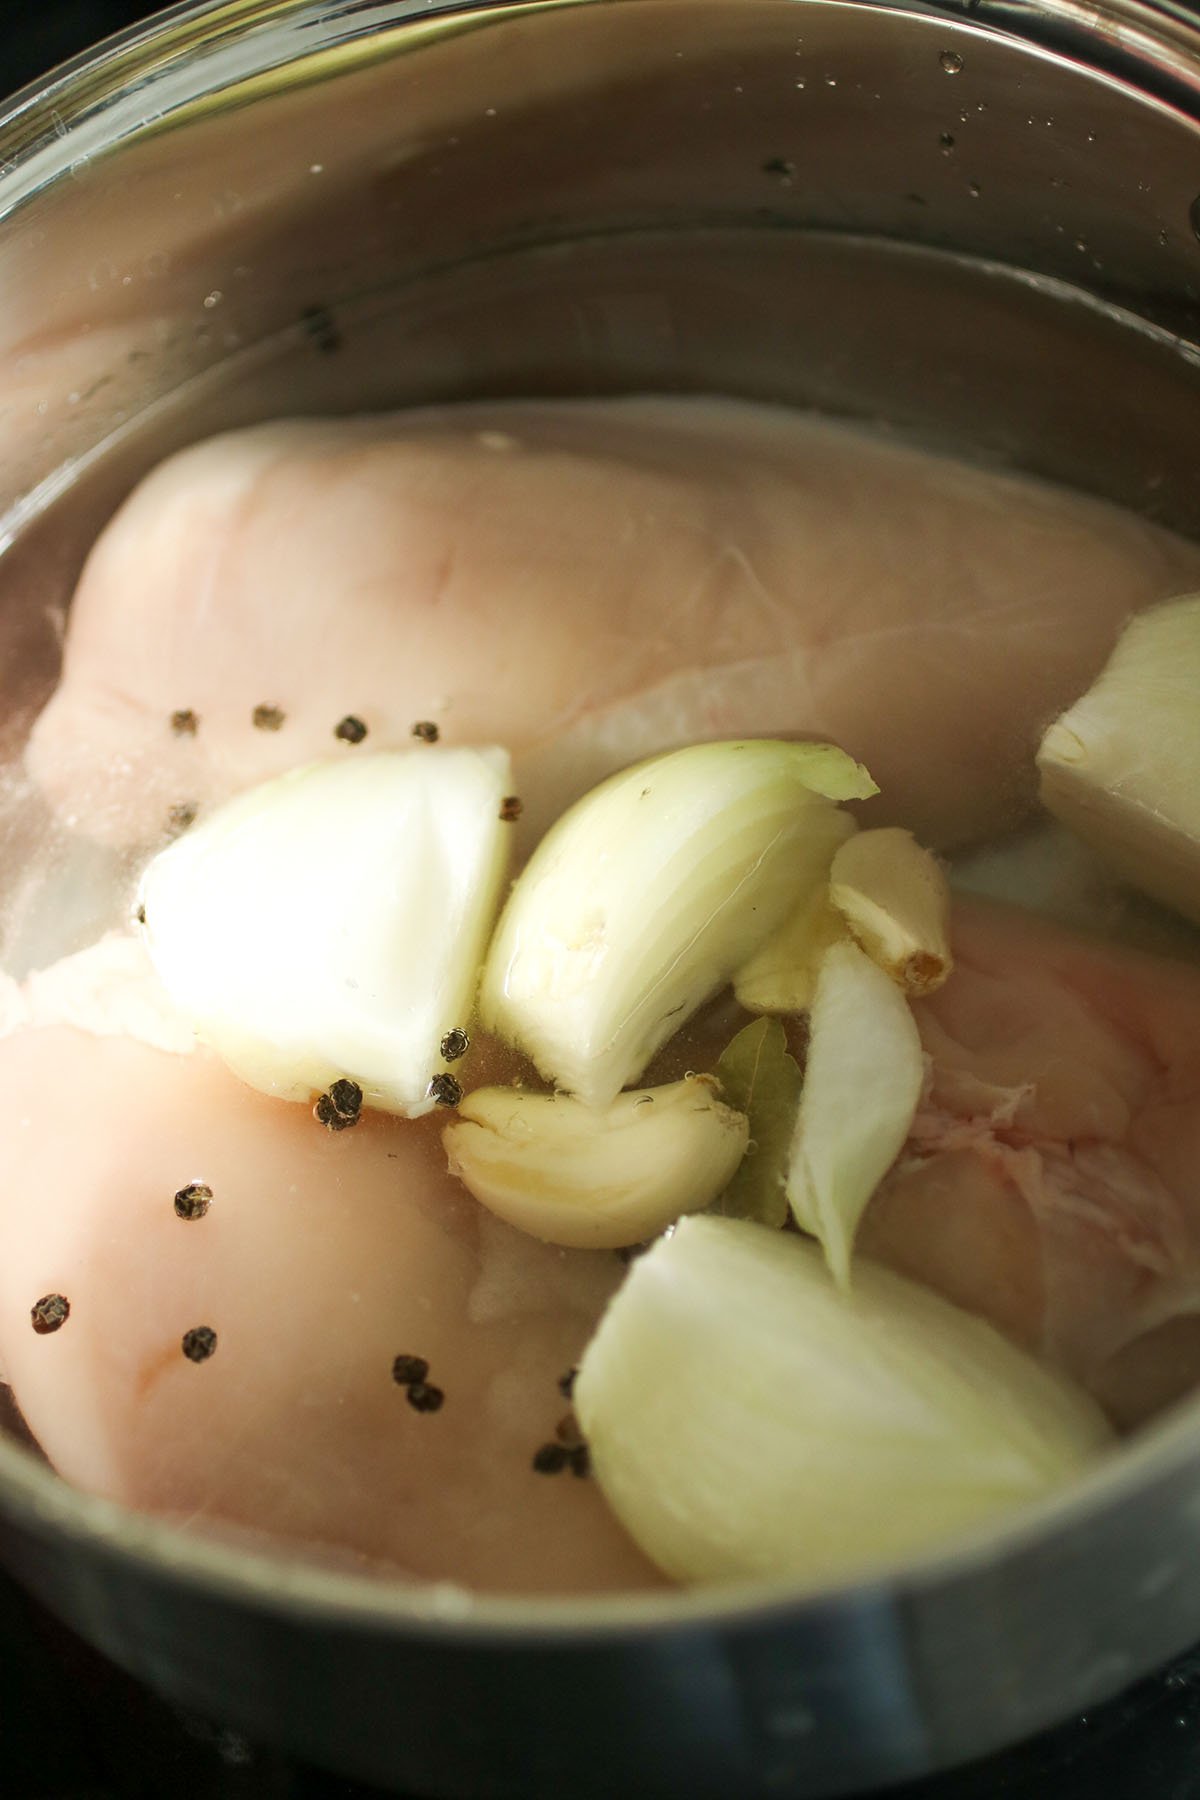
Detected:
left=443, top=1076, right=748, bottom=1249
left=479, top=740, right=876, bottom=1108
left=139, top=748, right=512, bottom=1116
left=574, top=1216, right=1112, bottom=1588
left=785, top=940, right=924, bottom=1286
left=712, top=1018, right=802, bottom=1229
left=828, top=827, right=952, bottom=996
left=1037, top=593, right=1200, bottom=927
left=733, top=883, right=850, bottom=1015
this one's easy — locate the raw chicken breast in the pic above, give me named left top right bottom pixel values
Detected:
left=0, top=1012, right=661, bottom=1595
left=25, top=397, right=1198, bottom=853
left=860, top=897, right=1200, bottom=1427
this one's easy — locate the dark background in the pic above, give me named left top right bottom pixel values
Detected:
left=6, top=1, right=1200, bottom=1796
left=6, top=0, right=169, bottom=102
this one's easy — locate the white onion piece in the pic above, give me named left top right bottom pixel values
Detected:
left=574, top=1216, right=1112, bottom=1587
left=480, top=740, right=875, bottom=1107
left=785, top=941, right=924, bottom=1285
left=140, top=748, right=512, bottom=1116
left=829, top=827, right=952, bottom=995
left=443, top=1077, right=748, bottom=1249
left=1038, top=593, right=1200, bottom=927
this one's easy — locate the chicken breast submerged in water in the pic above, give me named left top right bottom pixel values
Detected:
left=5, top=395, right=1200, bottom=1589
left=0, top=942, right=662, bottom=1594
left=24, top=396, right=1200, bottom=851
left=859, top=898, right=1200, bottom=1429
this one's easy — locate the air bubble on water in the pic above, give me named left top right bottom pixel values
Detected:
left=958, top=109, right=970, bottom=124
left=795, top=78, right=806, bottom=89
left=203, top=291, right=223, bottom=310
left=484, top=106, right=497, bottom=117
left=310, top=163, right=324, bottom=175
left=1159, top=227, right=1170, bottom=247
left=824, top=74, right=837, bottom=87
left=939, top=132, right=955, bottom=153
left=939, top=49, right=964, bottom=74
left=1074, top=237, right=1088, bottom=254
left=967, top=179, right=981, bottom=198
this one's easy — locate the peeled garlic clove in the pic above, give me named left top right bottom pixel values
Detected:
left=480, top=740, right=876, bottom=1107
left=786, top=940, right=924, bottom=1286
left=574, top=1216, right=1111, bottom=1588
left=828, top=826, right=952, bottom=995
left=1038, top=594, right=1200, bottom=927
left=140, top=748, right=512, bottom=1116
left=733, top=883, right=849, bottom=1015
left=712, top=1018, right=802, bottom=1229
left=444, top=1076, right=748, bottom=1249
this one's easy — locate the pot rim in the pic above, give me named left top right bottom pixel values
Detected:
left=4, top=1346, right=1200, bottom=1640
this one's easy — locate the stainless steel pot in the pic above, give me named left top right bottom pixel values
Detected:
left=3, top=1, right=1200, bottom=1794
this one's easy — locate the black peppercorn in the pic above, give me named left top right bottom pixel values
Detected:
left=334, top=715, right=368, bottom=745
left=439, top=1028, right=470, bottom=1063
left=406, top=1381, right=445, bottom=1414
left=499, top=795, right=523, bottom=823
left=328, top=1079, right=363, bottom=1122
left=167, top=802, right=198, bottom=834
left=174, top=1182, right=213, bottom=1221
left=181, top=1326, right=218, bottom=1363
left=532, top=1442, right=569, bottom=1475
left=411, top=720, right=440, bottom=744
left=392, top=1354, right=430, bottom=1387
left=314, top=1083, right=362, bottom=1131
left=31, top=1294, right=70, bottom=1335
left=170, top=709, right=199, bottom=737
left=427, top=1073, right=462, bottom=1108
left=252, top=704, right=286, bottom=731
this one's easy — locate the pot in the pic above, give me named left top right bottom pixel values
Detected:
left=2, top=2, right=1200, bottom=1794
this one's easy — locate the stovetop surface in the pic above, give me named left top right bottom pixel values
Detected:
left=6, top=2, right=1200, bottom=1795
